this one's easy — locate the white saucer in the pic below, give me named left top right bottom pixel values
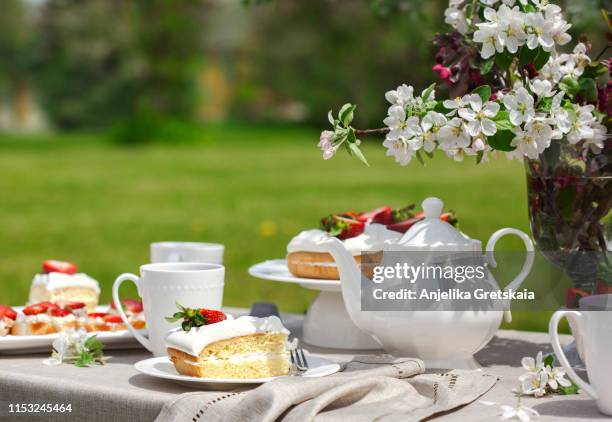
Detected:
left=134, top=355, right=342, bottom=390
left=248, top=259, right=340, bottom=292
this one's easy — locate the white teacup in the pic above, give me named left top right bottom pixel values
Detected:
left=112, top=262, right=225, bottom=356
left=150, top=241, right=224, bottom=265
left=549, top=294, right=612, bottom=415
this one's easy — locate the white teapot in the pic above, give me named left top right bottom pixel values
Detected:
left=312, top=197, right=534, bottom=368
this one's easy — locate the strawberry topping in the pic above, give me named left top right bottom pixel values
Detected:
left=0, top=305, right=17, bottom=320
left=199, top=309, right=227, bottom=325
left=102, top=314, right=123, bottom=324
left=61, top=301, right=86, bottom=311
left=50, top=308, right=71, bottom=317
left=43, top=260, right=78, bottom=275
left=87, top=312, right=108, bottom=318
left=357, top=206, right=394, bottom=225
left=23, top=304, right=47, bottom=315
left=111, top=299, right=143, bottom=313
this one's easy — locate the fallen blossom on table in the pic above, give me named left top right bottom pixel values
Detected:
left=43, top=328, right=106, bottom=367
left=500, top=404, right=539, bottom=422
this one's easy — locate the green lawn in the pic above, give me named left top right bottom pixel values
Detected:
left=0, top=126, right=567, bottom=332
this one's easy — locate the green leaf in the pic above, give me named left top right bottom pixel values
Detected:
left=582, top=62, right=609, bottom=78
left=327, top=110, right=335, bottom=126
left=543, top=354, right=555, bottom=368
left=348, top=142, right=369, bottom=167
left=421, top=83, right=436, bottom=102
left=74, top=351, right=94, bottom=367
left=492, top=110, right=509, bottom=121
left=415, top=150, right=425, bottom=166
left=338, top=104, right=355, bottom=127
left=522, top=3, right=537, bottom=12
left=472, top=85, right=492, bottom=103
left=519, top=46, right=539, bottom=67
left=347, top=128, right=357, bottom=143
left=559, top=76, right=580, bottom=97
left=481, top=59, right=495, bottom=75
left=495, top=51, right=514, bottom=70
left=433, top=101, right=452, bottom=115
left=578, top=77, right=598, bottom=103
left=558, top=382, right=580, bottom=395
left=558, top=186, right=577, bottom=220
left=495, top=119, right=513, bottom=131
left=476, top=150, right=484, bottom=164
left=533, top=48, right=551, bottom=71
left=487, top=129, right=516, bottom=152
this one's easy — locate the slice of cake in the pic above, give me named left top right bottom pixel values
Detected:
left=0, top=306, right=17, bottom=336
left=11, top=302, right=78, bottom=336
left=165, top=305, right=290, bottom=379
left=29, top=260, right=100, bottom=311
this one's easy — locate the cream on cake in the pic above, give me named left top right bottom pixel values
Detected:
left=166, top=315, right=290, bottom=379
left=29, top=272, right=100, bottom=312
left=287, top=224, right=400, bottom=279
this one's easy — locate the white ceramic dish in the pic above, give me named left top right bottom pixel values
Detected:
left=134, top=355, right=341, bottom=390
left=248, top=259, right=340, bottom=292
left=0, top=306, right=146, bottom=353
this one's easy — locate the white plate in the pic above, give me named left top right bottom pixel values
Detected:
left=135, top=355, right=342, bottom=390
left=0, top=306, right=146, bottom=353
left=248, top=259, right=341, bottom=292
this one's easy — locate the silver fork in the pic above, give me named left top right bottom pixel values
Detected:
left=290, top=348, right=309, bottom=373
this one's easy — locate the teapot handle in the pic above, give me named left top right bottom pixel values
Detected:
left=485, top=228, right=534, bottom=323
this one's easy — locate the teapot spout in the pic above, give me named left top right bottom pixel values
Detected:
left=306, top=236, right=368, bottom=333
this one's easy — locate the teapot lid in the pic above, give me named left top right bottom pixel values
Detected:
left=396, top=197, right=481, bottom=252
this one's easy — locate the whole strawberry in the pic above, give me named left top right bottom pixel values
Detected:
left=165, top=303, right=227, bottom=332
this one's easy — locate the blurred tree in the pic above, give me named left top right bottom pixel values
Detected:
left=233, top=0, right=445, bottom=127
left=32, top=0, right=207, bottom=137
left=0, top=0, right=36, bottom=128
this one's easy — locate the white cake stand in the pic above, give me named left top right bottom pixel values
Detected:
left=248, top=259, right=381, bottom=350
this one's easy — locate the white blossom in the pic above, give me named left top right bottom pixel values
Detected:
left=511, top=127, right=549, bottom=159
left=566, top=104, right=597, bottom=144
left=385, top=84, right=414, bottom=108
left=519, top=370, right=549, bottom=397
left=503, top=87, right=535, bottom=126
left=529, top=79, right=555, bottom=98
left=473, top=25, right=503, bottom=59
left=383, top=105, right=410, bottom=140
left=545, top=366, right=572, bottom=391
left=444, top=7, right=468, bottom=34
left=501, top=404, right=540, bottom=421
left=525, top=13, right=554, bottom=51
left=421, top=111, right=447, bottom=152
left=458, top=94, right=499, bottom=136
left=318, top=130, right=338, bottom=160
left=383, top=135, right=422, bottom=166
left=438, top=117, right=470, bottom=150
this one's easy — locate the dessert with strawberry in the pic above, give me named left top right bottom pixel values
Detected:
left=287, top=203, right=457, bottom=279
left=11, top=301, right=79, bottom=335
left=109, top=299, right=146, bottom=330
left=28, top=260, right=100, bottom=311
left=81, top=312, right=130, bottom=332
left=165, top=304, right=290, bottom=379
left=0, top=305, right=17, bottom=336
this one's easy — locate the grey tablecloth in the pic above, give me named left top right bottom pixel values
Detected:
left=0, top=309, right=608, bottom=422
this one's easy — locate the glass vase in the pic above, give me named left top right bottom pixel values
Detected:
left=525, top=137, right=612, bottom=304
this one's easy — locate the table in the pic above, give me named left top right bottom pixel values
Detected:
left=0, top=308, right=608, bottom=422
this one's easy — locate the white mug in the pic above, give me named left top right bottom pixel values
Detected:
left=150, top=242, right=224, bottom=265
left=549, top=294, right=612, bottom=415
left=112, top=263, right=225, bottom=356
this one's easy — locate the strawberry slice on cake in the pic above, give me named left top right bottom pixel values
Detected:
left=287, top=203, right=458, bottom=279
left=29, top=260, right=100, bottom=311
left=165, top=304, right=290, bottom=379
left=0, top=305, right=17, bottom=336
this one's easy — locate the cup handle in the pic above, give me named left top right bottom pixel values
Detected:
left=549, top=310, right=598, bottom=399
left=485, top=228, right=534, bottom=323
left=112, top=273, right=152, bottom=352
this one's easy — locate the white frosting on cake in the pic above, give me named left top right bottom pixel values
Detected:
left=32, top=272, right=100, bottom=294
left=165, top=315, right=289, bottom=356
left=287, top=224, right=401, bottom=256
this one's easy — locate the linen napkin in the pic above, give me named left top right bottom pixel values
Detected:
left=155, top=355, right=497, bottom=422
